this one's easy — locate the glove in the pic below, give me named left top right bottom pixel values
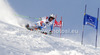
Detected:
left=49, top=31, right=52, bottom=35
left=46, top=22, right=49, bottom=24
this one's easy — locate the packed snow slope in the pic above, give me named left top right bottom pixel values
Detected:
left=0, top=0, right=100, bottom=55
left=0, top=21, right=100, bottom=55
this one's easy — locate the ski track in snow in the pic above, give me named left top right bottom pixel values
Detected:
left=0, top=0, right=100, bottom=55
left=0, top=21, right=100, bottom=55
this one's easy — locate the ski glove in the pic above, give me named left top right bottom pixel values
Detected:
left=49, top=31, right=52, bottom=35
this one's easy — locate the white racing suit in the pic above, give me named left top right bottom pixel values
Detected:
left=33, top=16, right=53, bottom=32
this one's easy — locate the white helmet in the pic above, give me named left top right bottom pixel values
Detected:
left=50, top=14, right=56, bottom=19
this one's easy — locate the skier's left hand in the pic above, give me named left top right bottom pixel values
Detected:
left=49, top=31, right=52, bottom=35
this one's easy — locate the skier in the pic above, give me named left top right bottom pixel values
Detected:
left=26, top=14, right=56, bottom=34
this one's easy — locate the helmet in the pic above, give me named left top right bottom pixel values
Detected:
left=49, top=14, right=56, bottom=19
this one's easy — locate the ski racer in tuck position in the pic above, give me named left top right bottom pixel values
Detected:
left=26, top=14, right=56, bottom=34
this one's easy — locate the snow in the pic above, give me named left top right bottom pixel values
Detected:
left=0, top=0, right=100, bottom=55
left=0, top=21, right=100, bottom=55
left=0, top=0, right=30, bottom=27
